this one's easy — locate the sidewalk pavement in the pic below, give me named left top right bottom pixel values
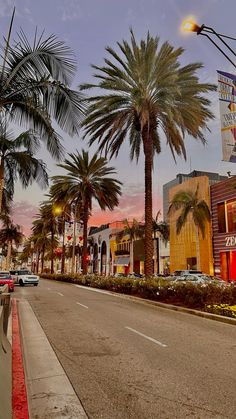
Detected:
left=17, top=299, right=88, bottom=419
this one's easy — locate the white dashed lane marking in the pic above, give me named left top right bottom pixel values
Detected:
left=76, top=302, right=88, bottom=309
left=125, top=326, right=167, bottom=348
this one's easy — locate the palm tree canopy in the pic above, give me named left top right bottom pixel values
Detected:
left=51, top=149, right=122, bottom=212
left=168, top=186, right=211, bottom=238
left=0, top=121, right=48, bottom=197
left=1, top=13, right=86, bottom=160
left=81, top=30, right=215, bottom=161
left=0, top=221, right=24, bottom=247
left=121, top=218, right=145, bottom=241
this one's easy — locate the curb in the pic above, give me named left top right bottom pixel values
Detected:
left=12, top=299, right=29, bottom=419
left=72, top=282, right=236, bottom=326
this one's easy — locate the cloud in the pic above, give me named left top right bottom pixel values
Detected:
left=12, top=201, right=38, bottom=237
left=89, top=184, right=163, bottom=226
left=59, top=0, right=84, bottom=22
left=0, top=0, right=14, bottom=17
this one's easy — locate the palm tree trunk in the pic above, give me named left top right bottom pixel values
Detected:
left=195, top=225, right=201, bottom=271
left=61, top=218, right=65, bottom=274
left=41, top=245, right=45, bottom=273
left=130, top=239, right=134, bottom=273
left=6, top=240, right=12, bottom=270
left=143, top=128, right=153, bottom=278
left=82, top=203, right=89, bottom=275
left=71, top=216, right=76, bottom=274
left=50, top=229, right=54, bottom=274
left=0, top=158, right=4, bottom=213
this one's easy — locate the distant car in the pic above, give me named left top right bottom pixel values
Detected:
left=0, top=271, right=15, bottom=292
left=127, top=273, right=143, bottom=279
left=172, top=274, right=210, bottom=286
left=113, top=272, right=127, bottom=278
left=173, top=270, right=203, bottom=276
left=14, top=269, right=39, bottom=287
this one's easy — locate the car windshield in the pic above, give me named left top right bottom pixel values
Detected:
left=18, top=270, right=31, bottom=275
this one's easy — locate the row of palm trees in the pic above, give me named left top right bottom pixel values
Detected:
left=0, top=10, right=215, bottom=276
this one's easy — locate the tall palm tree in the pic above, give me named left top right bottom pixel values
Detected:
left=0, top=9, right=86, bottom=210
left=51, top=149, right=122, bottom=274
left=0, top=221, right=24, bottom=270
left=168, top=185, right=211, bottom=270
left=0, top=120, right=48, bottom=209
left=121, top=219, right=144, bottom=273
left=81, top=30, right=215, bottom=277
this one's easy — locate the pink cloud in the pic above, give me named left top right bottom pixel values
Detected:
left=12, top=201, right=38, bottom=237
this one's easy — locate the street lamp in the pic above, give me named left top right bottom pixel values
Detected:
left=181, top=19, right=236, bottom=69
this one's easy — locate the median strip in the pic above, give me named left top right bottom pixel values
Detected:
left=125, top=326, right=167, bottom=348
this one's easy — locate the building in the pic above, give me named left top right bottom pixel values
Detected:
left=163, top=170, right=227, bottom=221
left=211, top=175, right=236, bottom=281
left=169, top=176, right=214, bottom=275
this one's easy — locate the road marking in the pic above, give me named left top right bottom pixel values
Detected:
left=125, top=326, right=167, bottom=348
left=76, top=302, right=88, bottom=309
left=57, top=292, right=64, bottom=297
left=74, top=284, right=111, bottom=296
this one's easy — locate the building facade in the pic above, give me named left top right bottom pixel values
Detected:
left=169, top=176, right=214, bottom=275
left=211, top=175, right=236, bottom=281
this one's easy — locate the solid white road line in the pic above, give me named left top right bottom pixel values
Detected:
left=76, top=302, right=88, bottom=309
left=125, top=326, right=167, bottom=348
left=74, top=284, right=112, bottom=296
left=57, top=292, right=64, bottom=297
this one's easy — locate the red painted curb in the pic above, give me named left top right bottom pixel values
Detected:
left=12, top=299, right=29, bottom=419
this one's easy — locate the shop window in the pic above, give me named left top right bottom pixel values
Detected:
left=227, top=201, right=236, bottom=233
left=217, top=202, right=226, bottom=233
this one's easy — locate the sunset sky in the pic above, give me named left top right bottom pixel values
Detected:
left=1, top=0, right=235, bottom=235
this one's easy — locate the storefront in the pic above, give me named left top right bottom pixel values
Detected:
left=211, top=176, right=236, bottom=281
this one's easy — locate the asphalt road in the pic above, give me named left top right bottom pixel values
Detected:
left=16, top=279, right=236, bottom=419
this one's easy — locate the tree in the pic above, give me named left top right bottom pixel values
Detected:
left=0, top=8, right=86, bottom=210
left=0, top=120, right=48, bottom=210
left=168, top=185, right=211, bottom=270
left=51, top=150, right=122, bottom=274
left=81, top=30, right=215, bottom=277
left=120, top=219, right=144, bottom=273
left=0, top=220, right=24, bottom=270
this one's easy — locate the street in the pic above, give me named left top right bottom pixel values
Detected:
left=17, top=279, right=236, bottom=419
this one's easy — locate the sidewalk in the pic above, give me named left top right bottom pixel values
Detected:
left=17, top=299, right=88, bottom=419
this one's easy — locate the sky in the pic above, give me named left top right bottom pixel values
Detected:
left=1, top=0, right=236, bottom=235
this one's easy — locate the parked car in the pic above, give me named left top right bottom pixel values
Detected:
left=127, top=273, right=143, bottom=279
left=172, top=274, right=210, bottom=286
left=14, top=269, right=39, bottom=287
left=0, top=271, right=15, bottom=292
left=173, top=270, right=203, bottom=276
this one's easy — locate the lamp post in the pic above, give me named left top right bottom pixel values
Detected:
left=181, top=19, right=236, bottom=68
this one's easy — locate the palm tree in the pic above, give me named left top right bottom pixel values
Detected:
left=0, top=120, right=48, bottom=210
left=152, top=212, right=169, bottom=275
left=51, top=150, right=122, bottom=274
left=168, top=185, right=211, bottom=270
left=0, top=220, right=24, bottom=270
left=120, top=219, right=144, bottom=273
left=81, top=30, right=215, bottom=277
left=0, top=9, right=86, bottom=210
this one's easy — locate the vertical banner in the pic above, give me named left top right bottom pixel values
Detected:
left=217, top=70, right=236, bottom=162
left=64, top=221, right=83, bottom=245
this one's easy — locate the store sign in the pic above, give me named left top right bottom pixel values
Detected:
left=225, top=236, right=236, bottom=247
left=217, top=71, right=236, bottom=162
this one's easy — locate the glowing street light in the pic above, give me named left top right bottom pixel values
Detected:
left=181, top=18, right=236, bottom=69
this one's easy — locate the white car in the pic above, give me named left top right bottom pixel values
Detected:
left=15, top=269, right=39, bottom=287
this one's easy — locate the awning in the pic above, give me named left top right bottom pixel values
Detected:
left=113, top=256, right=130, bottom=266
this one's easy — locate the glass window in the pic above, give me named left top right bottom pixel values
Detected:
left=217, top=202, right=226, bottom=233
left=227, top=201, right=236, bottom=233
